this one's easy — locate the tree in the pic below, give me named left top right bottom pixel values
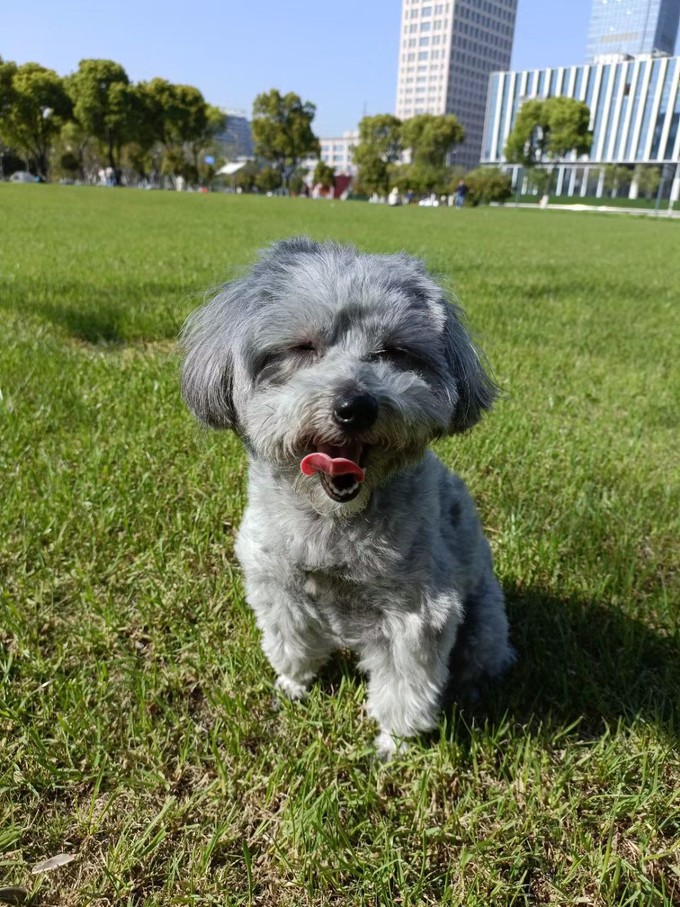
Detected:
left=398, top=114, right=465, bottom=197
left=56, top=119, right=100, bottom=182
left=526, top=166, right=553, bottom=196
left=505, top=97, right=592, bottom=168
left=251, top=89, right=320, bottom=187
left=603, top=164, right=630, bottom=198
left=255, top=166, right=283, bottom=193
left=288, top=167, right=308, bottom=196
left=132, top=78, right=219, bottom=186
left=187, top=103, right=226, bottom=187
left=0, top=60, right=72, bottom=177
left=352, top=154, right=392, bottom=197
left=354, top=114, right=403, bottom=163
left=634, top=165, right=661, bottom=199
left=503, top=99, right=545, bottom=167
left=400, top=113, right=465, bottom=168
left=543, top=97, right=592, bottom=160
left=313, top=160, right=335, bottom=190
left=232, top=160, right=259, bottom=192
left=352, top=114, right=402, bottom=197
left=0, top=56, right=15, bottom=118
left=465, top=167, right=512, bottom=205
left=66, top=59, right=140, bottom=184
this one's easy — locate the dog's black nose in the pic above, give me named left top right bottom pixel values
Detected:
left=333, top=392, right=379, bottom=432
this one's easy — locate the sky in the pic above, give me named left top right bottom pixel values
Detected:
left=2, top=0, right=678, bottom=137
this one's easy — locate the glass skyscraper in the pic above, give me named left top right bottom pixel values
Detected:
left=586, top=0, right=680, bottom=61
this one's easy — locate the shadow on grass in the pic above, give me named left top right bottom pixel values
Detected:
left=317, top=585, right=678, bottom=743
left=35, top=300, right=128, bottom=344
left=460, top=583, right=679, bottom=741
left=6, top=281, right=185, bottom=345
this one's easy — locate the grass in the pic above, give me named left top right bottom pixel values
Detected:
left=1, top=184, right=678, bottom=906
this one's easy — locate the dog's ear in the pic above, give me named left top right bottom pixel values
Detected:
left=180, top=238, right=324, bottom=430
left=180, top=285, right=240, bottom=430
left=440, top=298, right=499, bottom=434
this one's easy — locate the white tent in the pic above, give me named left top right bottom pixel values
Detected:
left=215, top=161, right=248, bottom=176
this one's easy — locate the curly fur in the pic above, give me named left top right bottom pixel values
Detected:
left=181, top=238, right=513, bottom=759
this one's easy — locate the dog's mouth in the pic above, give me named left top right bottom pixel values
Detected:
left=300, top=441, right=368, bottom=502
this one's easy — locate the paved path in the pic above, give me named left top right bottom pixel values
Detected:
left=506, top=202, right=680, bottom=219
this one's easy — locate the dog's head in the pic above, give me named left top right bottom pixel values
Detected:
left=181, top=238, right=497, bottom=514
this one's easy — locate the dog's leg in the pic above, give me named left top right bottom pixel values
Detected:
left=361, top=614, right=456, bottom=760
left=247, top=578, right=334, bottom=701
left=449, top=572, right=515, bottom=699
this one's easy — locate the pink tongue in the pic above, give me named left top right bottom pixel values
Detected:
left=300, top=452, right=365, bottom=482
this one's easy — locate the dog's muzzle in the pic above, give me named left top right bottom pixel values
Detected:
left=299, top=392, right=377, bottom=503
left=300, top=439, right=369, bottom=503
left=332, top=392, right=378, bottom=433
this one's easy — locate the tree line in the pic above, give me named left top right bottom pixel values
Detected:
left=0, top=56, right=483, bottom=198
left=350, top=112, right=465, bottom=197
left=6, top=59, right=644, bottom=202
left=0, top=57, right=231, bottom=186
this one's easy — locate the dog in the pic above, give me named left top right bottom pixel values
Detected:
left=180, top=238, right=513, bottom=759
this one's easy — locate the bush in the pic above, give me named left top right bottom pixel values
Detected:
left=1, top=148, right=26, bottom=178
left=254, top=166, right=282, bottom=193
left=233, top=161, right=258, bottom=193
left=466, top=167, right=512, bottom=206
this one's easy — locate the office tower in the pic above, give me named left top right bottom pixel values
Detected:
left=395, top=0, right=518, bottom=170
left=586, top=0, right=680, bottom=61
left=214, top=110, right=253, bottom=159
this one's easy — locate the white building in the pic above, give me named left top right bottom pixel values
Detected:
left=481, top=55, right=680, bottom=201
left=318, top=131, right=359, bottom=175
left=395, top=0, right=518, bottom=170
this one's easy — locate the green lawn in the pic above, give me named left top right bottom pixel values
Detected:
left=1, top=185, right=678, bottom=906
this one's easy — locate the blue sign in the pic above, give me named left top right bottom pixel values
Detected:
left=204, top=155, right=215, bottom=165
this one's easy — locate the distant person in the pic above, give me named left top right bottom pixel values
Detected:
left=455, top=179, right=468, bottom=208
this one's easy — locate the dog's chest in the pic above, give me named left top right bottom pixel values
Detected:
left=238, top=495, right=433, bottom=636
left=289, top=523, right=426, bottom=631
left=297, top=562, right=417, bottom=643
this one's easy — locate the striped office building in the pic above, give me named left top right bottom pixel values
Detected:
left=481, top=55, right=680, bottom=201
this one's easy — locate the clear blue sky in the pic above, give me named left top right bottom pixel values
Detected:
left=2, top=1, right=678, bottom=137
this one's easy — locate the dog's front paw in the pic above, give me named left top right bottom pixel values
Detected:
left=274, top=674, right=309, bottom=701
left=374, top=730, right=409, bottom=762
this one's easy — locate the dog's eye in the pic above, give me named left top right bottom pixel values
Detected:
left=289, top=342, right=317, bottom=356
left=255, top=350, right=285, bottom=383
left=372, top=347, right=424, bottom=371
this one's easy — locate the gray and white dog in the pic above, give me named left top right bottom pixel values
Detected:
left=181, top=237, right=513, bottom=759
